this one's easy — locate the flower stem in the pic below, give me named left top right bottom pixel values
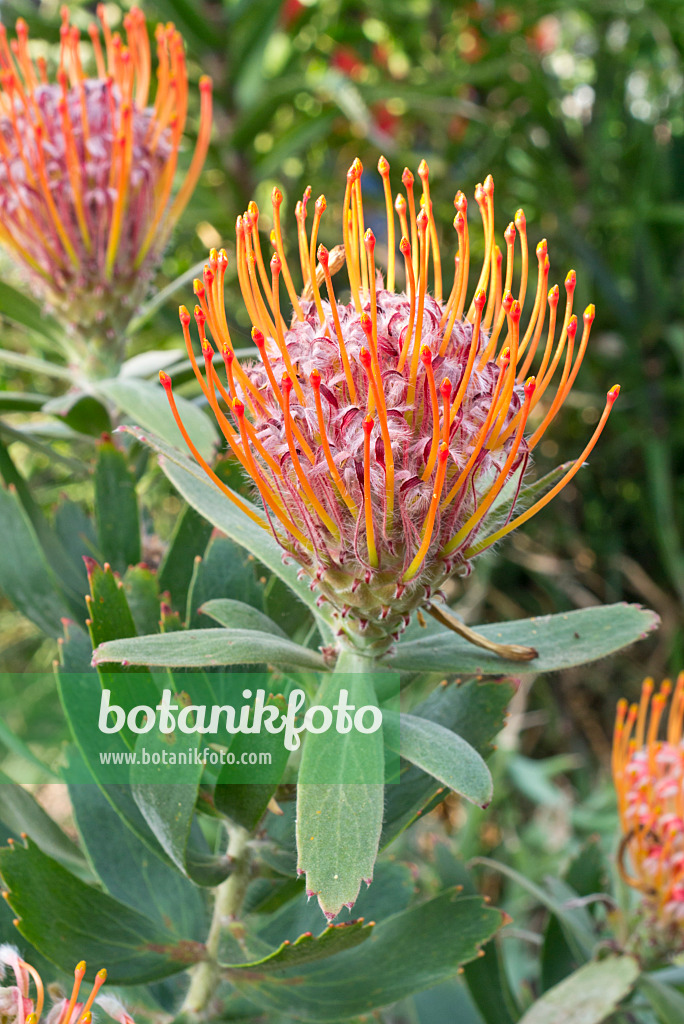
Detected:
left=180, top=824, right=251, bottom=1018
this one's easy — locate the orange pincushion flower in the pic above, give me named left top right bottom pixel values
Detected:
left=613, top=674, right=684, bottom=947
left=0, top=7, right=212, bottom=358
left=161, top=157, right=618, bottom=653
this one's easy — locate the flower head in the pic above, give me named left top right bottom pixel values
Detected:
left=0, top=951, right=130, bottom=1024
left=162, top=157, right=618, bottom=652
left=0, top=7, right=212, bottom=359
left=613, top=675, right=684, bottom=950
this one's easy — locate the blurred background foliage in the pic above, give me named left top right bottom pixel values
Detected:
left=0, top=0, right=682, bottom=1011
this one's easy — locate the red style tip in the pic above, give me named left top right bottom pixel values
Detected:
left=193, top=278, right=205, bottom=299
left=395, top=194, right=407, bottom=214
left=363, top=414, right=374, bottom=435
left=194, top=304, right=206, bottom=325
left=524, top=376, right=536, bottom=397
left=96, top=968, right=107, bottom=981
left=454, top=191, right=467, bottom=213
left=565, top=269, right=576, bottom=291
left=75, top=960, right=87, bottom=976
left=484, top=173, right=494, bottom=195
left=317, top=244, right=329, bottom=266
left=509, top=300, right=522, bottom=323
left=251, top=326, right=265, bottom=347
left=232, top=397, right=245, bottom=417
left=218, top=249, right=229, bottom=269
left=499, top=346, right=511, bottom=365
left=584, top=304, right=595, bottom=324
left=179, top=305, right=191, bottom=326
left=438, top=441, right=449, bottom=463
left=201, top=340, right=213, bottom=362
left=364, top=229, right=375, bottom=251
left=360, top=314, right=373, bottom=339
left=272, top=187, right=283, bottom=207
left=474, top=288, right=487, bottom=311
left=439, top=377, right=452, bottom=399
left=270, top=252, right=282, bottom=273
left=502, top=290, right=514, bottom=312
left=281, top=372, right=293, bottom=395
left=536, top=238, right=548, bottom=260
left=514, top=209, right=526, bottom=231
left=608, top=384, right=620, bottom=404
left=417, top=208, right=429, bottom=232
left=504, top=222, right=516, bottom=244
left=159, top=371, right=172, bottom=390
left=310, top=368, right=322, bottom=388
left=567, top=314, right=578, bottom=338
left=315, top=194, right=326, bottom=213
left=420, top=345, right=432, bottom=366
left=549, top=284, right=560, bottom=306
left=359, top=346, right=373, bottom=368
left=402, top=167, right=414, bottom=187
left=378, top=155, right=390, bottom=176
left=399, top=236, right=411, bottom=256
left=418, top=159, right=429, bottom=181
left=247, top=200, right=258, bottom=221
left=199, top=75, right=212, bottom=93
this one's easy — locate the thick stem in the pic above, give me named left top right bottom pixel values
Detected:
left=180, top=824, right=251, bottom=1018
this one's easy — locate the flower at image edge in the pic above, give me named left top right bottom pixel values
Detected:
left=161, top=158, right=619, bottom=653
left=0, top=7, right=212, bottom=351
left=613, top=674, right=684, bottom=948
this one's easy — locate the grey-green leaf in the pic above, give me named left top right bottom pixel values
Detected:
left=96, top=378, right=217, bottom=460
left=388, top=604, right=659, bottom=676
left=296, top=672, right=384, bottom=919
left=199, top=598, right=287, bottom=638
left=92, top=628, right=326, bottom=670
left=518, top=956, right=640, bottom=1024
left=385, top=711, right=492, bottom=808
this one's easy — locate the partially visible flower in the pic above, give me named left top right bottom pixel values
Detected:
left=161, top=157, right=618, bottom=653
left=0, top=950, right=130, bottom=1024
left=613, top=674, right=684, bottom=950
left=0, top=7, right=212, bottom=367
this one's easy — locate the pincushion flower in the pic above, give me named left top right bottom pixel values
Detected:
left=0, top=7, right=212, bottom=369
left=161, top=157, right=619, bottom=653
left=0, top=949, right=134, bottom=1024
left=613, top=674, right=684, bottom=949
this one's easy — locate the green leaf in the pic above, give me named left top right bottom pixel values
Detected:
left=221, top=919, right=373, bottom=972
left=200, top=598, right=287, bottom=638
left=67, top=772, right=207, bottom=940
left=92, top=628, right=327, bottom=670
left=0, top=485, right=73, bottom=636
left=0, top=771, right=89, bottom=877
left=186, top=534, right=267, bottom=627
left=123, top=565, right=162, bottom=636
left=94, top=439, right=141, bottom=574
left=157, top=501, right=213, bottom=611
left=463, top=939, right=519, bottom=1024
left=119, top=349, right=187, bottom=376
left=0, top=837, right=204, bottom=984
left=84, top=559, right=160, bottom=750
left=518, top=956, right=640, bottom=1024
left=388, top=604, right=659, bottom=676
left=214, top=693, right=291, bottom=831
left=385, top=711, right=492, bottom=808
left=131, top=728, right=231, bottom=887
left=0, top=392, right=46, bottom=412
left=43, top=393, right=112, bottom=436
left=0, top=347, right=72, bottom=379
left=382, top=679, right=514, bottom=848
left=97, top=378, right=217, bottom=460
left=296, top=670, right=384, bottom=919
left=413, top=981, right=485, bottom=1024
left=121, top=425, right=334, bottom=637
left=640, top=976, right=684, bottom=1023
left=0, top=281, right=62, bottom=344
left=230, top=890, right=503, bottom=1020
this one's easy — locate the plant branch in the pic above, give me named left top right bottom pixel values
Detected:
left=180, top=824, right=251, bottom=1018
